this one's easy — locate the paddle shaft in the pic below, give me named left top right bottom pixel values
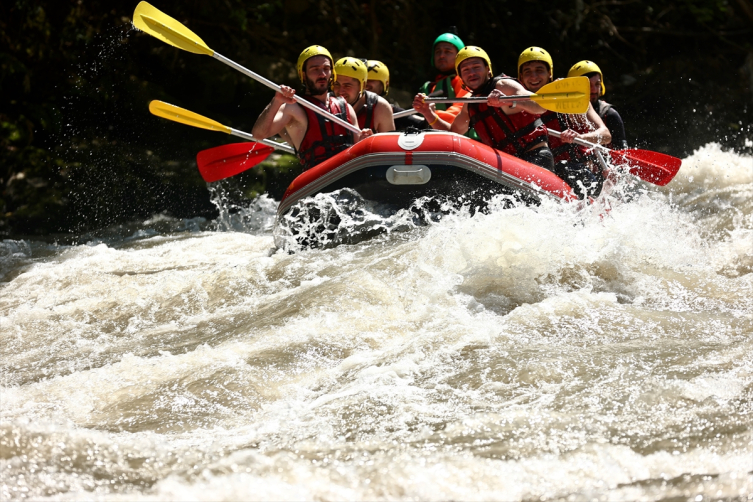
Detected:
left=228, top=128, right=296, bottom=155
left=425, top=95, right=529, bottom=104
left=594, top=149, right=609, bottom=173
left=392, top=89, right=444, bottom=119
left=547, top=128, right=609, bottom=153
left=212, top=53, right=361, bottom=135
left=394, top=95, right=543, bottom=119
left=547, top=128, right=678, bottom=186
left=149, top=100, right=296, bottom=154
left=395, top=91, right=576, bottom=120
left=393, top=109, right=419, bottom=119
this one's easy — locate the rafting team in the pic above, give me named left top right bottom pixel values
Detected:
left=252, top=32, right=628, bottom=199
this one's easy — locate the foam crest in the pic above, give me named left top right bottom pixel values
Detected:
left=2, top=147, right=753, bottom=501
left=208, top=190, right=278, bottom=234
left=667, top=142, right=753, bottom=194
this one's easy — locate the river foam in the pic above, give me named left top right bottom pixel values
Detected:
left=1, top=143, right=751, bottom=500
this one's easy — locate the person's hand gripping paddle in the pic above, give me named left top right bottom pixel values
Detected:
left=547, top=129, right=682, bottom=186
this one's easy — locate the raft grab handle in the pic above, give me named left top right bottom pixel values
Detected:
left=386, top=165, right=432, bottom=185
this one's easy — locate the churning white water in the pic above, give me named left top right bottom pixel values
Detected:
left=1, top=143, right=752, bottom=501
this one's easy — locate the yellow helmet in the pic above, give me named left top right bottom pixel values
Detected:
left=296, top=45, right=335, bottom=85
left=517, top=46, right=553, bottom=79
left=568, top=60, right=605, bottom=96
left=455, top=46, right=493, bottom=77
left=366, top=60, right=389, bottom=96
left=334, top=57, right=368, bottom=92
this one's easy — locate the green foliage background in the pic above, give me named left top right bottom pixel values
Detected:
left=1, top=0, right=752, bottom=237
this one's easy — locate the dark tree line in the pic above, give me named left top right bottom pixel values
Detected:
left=1, top=0, right=752, bottom=237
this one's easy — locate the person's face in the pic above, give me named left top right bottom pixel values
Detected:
left=519, top=61, right=551, bottom=92
left=434, top=42, right=459, bottom=73
left=589, top=74, right=602, bottom=102
left=304, top=55, right=332, bottom=94
left=333, top=74, right=362, bottom=105
left=365, top=79, right=385, bottom=96
left=458, top=57, right=489, bottom=90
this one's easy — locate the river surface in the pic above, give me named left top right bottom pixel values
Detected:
left=1, top=143, right=752, bottom=500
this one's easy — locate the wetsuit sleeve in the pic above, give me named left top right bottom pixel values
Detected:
left=604, top=108, right=628, bottom=150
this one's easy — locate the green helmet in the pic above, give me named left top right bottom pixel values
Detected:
left=430, top=33, right=464, bottom=68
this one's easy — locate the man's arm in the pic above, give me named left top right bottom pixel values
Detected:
left=374, top=97, right=396, bottom=133
left=412, top=93, right=452, bottom=131
left=560, top=103, right=612, bottom=146
left=450, top=104, right=471, bottom=135
left=435, top=104, right=465, bottom=123
left=492, top=78, right=546, bottom=115
left=582, top=104, right=612, bottom=145
left=437, top=77, right=470, bottom=123
left=252, top=85, right=297, bottom=141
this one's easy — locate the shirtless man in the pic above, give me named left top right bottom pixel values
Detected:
left=252, top=45, right=371, bottom=170
left=333, top=57, right=394, bottom=133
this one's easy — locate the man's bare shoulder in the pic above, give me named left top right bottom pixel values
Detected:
left=495, top=78, right=525, bottom=93
left=376, top=96, right=393, bottom=110
left=281, top=100, right=306, bottom=115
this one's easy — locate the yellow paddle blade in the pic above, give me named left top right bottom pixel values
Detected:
left=149, top=101, right=231, bottom=134
left=532, top=76, right=590, bottom=114
left=133, top=2, right=214, bottom=56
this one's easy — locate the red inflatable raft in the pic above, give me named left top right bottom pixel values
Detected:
left=273, top=130, right=577, bottom=247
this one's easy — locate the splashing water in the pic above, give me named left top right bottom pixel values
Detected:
left=208, top=185, right=278, bottom=234
left=272, top=188, right=476, bottom=251
left=1, top=144, right=752, bottom=501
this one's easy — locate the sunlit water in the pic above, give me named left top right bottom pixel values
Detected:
left=1, top=143, right=752, bottom=501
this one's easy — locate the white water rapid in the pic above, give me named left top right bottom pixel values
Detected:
left=2, top=143, right=752, bottom=500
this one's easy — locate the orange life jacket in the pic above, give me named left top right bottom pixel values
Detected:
left=419, top=74, right=469, bottom=122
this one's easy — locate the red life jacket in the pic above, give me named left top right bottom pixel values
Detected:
left=357, top=91, right=380, bottom=132
left=467, top=77, right=547, bottom=157
left=297, top=94, right=354, bottom=170
left=540, top=111, right=591, bottom=164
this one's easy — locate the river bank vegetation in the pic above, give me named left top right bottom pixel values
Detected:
left=2, top=0, right=752, bottom=237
